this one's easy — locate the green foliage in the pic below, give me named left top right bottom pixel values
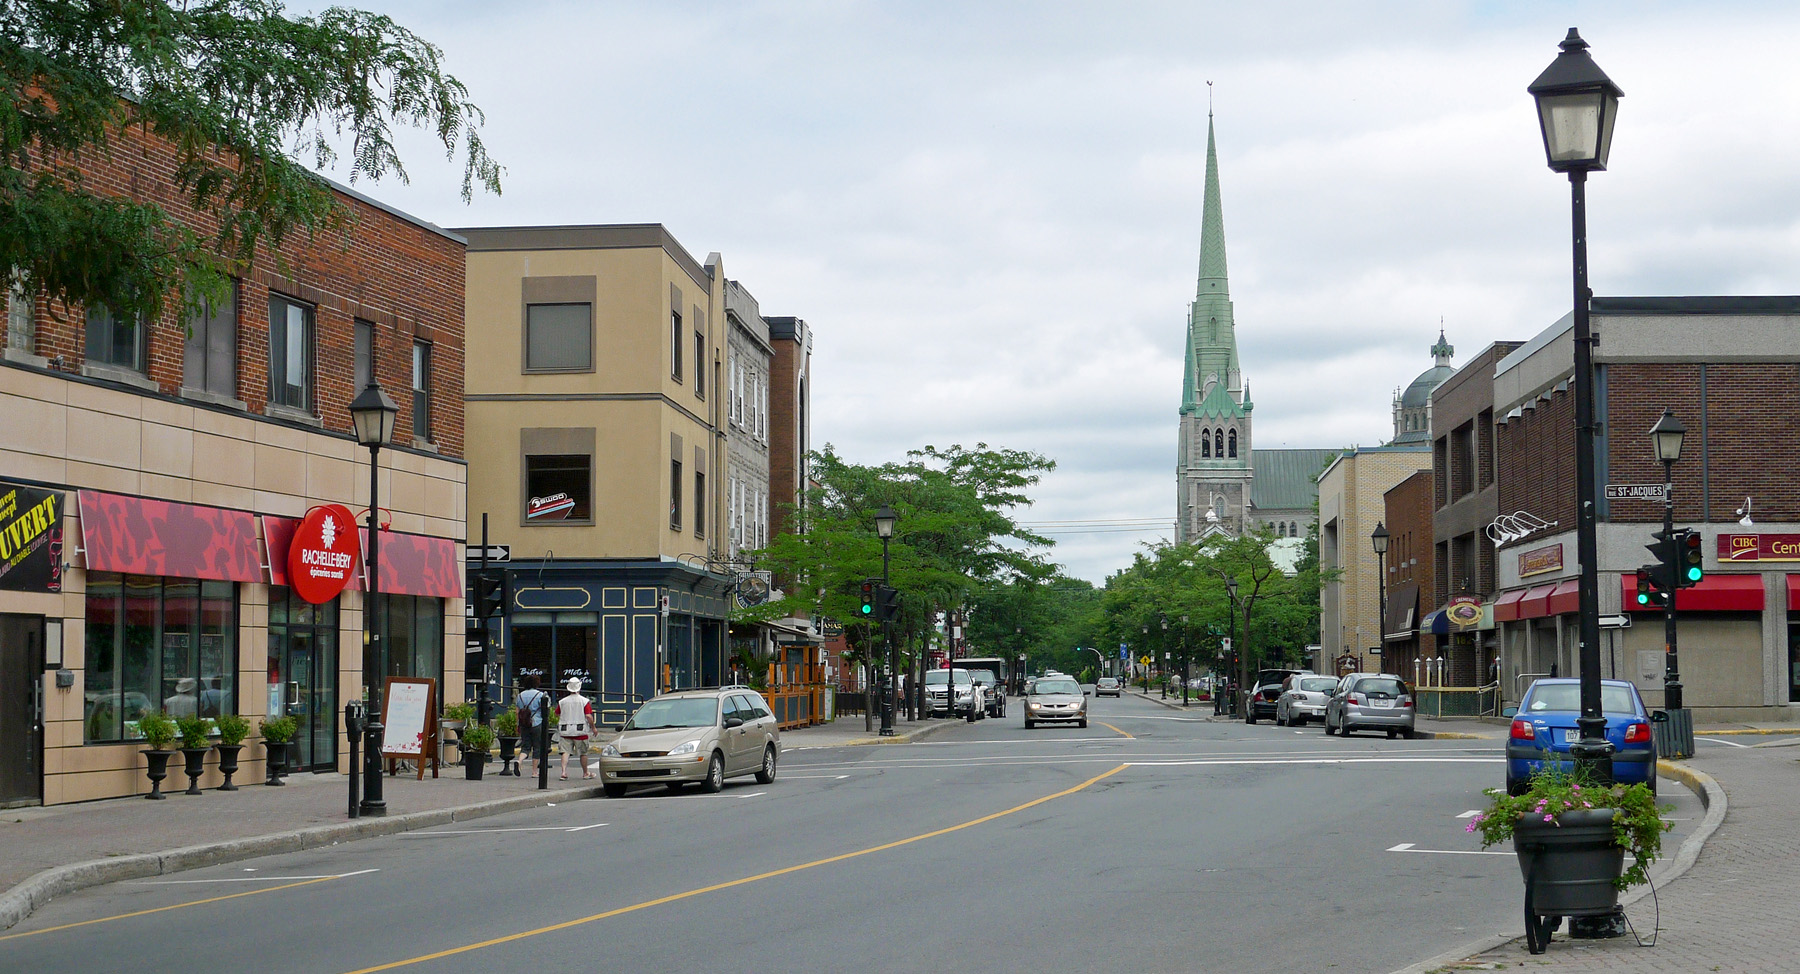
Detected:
left=0, top=0, right=501, bottom=326
left=442, top=701, right=475, bottom=723
left=259, top=713, right=297, bottom=743
left=459, top=723, right=494, bottom=753
left=136, top=709, right=177, bottom=750
left=214, top=712, right=249, bottom=745
left=493, top=707, right=517, bottom=737
left=1470, top=764, right=1671, bottom=889
left=176, top=713, right=210, bottom=749
left=965, top=574, right=1104, bottom=676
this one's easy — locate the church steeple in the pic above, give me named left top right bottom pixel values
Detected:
left=1197, top=112, right=1229, bottom=296
left=1180, top=109, right=1243, bottom=418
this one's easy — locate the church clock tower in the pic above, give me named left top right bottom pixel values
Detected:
left=1176, top=112, right=1253, bottom=542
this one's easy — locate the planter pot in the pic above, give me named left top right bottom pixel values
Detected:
left=1513, top=807, right=1625, bottom=953
left=497, top=736, right=519, bottom=776
left=264, top=739, right=290, bottom=786
left=214, top=743, right=244, bottom=791
left=142, top=749, right=175, bottom=800
left=179, top=746, right=211, bottom=795
left=463, top=749, right=488, bottom=781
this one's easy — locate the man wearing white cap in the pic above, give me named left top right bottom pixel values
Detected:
left=557, top=677, right=596, bottom=780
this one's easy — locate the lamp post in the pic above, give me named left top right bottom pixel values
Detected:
left=348, top=379, right=397, bottom=818
left=1159, top=616, right=1169, bottom=698
left=874, top=504, right=898, bottom=736
left=1371, top=521, right=1390, bottom=677
left=1529, top=27, right=1622, bottom=783
left=1649, top=408, right=1687, bottom=719
left=1225, top=576, right=1239, bottom=717
left=1180, top=615, right=1191, bottom=706
left=1140, top=625, right=1149, bottom=691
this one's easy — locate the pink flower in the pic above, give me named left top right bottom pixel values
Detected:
left=1572, top=784, right=1581, bottom=792
left=1466, top=821, right=1478, bottom=833
left=1544, top=814, right=1554, bottom=822
left=1583, top=801, right=1592, bottom=808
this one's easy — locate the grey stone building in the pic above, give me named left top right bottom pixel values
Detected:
left=723, top=279, right=773, bottom=564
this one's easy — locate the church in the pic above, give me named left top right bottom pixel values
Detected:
left=1174, top=114, right=1337, bottom=544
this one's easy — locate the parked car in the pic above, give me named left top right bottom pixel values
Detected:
left=1505, top=678, right=1656, bottom=796
left=1023, top=675, right=1088, bottom=729
left=925, top=667, right=985, bottom=719
left=1323, top=673, right=1416, bottom=738
left=1276, top=674, right=1339, bottom=726
left=1094, top=677, right=1122, bottom=697
left=597, top=687, right=780, bottom=797
left=1245, top=668, right=1310, bottom=724
left=968, top=669, right=1007, bottom=717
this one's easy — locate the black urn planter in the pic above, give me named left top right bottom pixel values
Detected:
left=179, top=746, right=211, bottom=795
left=263, top=739, right=290, bottom=785
left=214, top=744, right=244, bottom=791
left=497, top=736, right=519, bottom=776
left=142, top=749, right=175, bottom=800
left=463, top=749, right=488, bottom=781
left=1513, top=807, right=1625, bottom=953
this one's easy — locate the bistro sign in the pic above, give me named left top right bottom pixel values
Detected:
left=0, top=481, right=63, bottom=592
left=1718, top=533, right=1800, bottom=562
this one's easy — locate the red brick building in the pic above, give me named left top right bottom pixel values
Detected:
left=1, top=121, right=468, bottom=805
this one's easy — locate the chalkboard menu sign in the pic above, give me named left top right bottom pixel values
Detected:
left=379, top=677, right=439, bottom=779
left=0, top=481, right=63, bottom=592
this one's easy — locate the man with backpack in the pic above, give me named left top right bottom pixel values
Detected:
left=515, top=674, right=547, bottom=780
left=558, top=676, right=597, bottom=780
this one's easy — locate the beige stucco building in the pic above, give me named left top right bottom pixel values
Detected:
left=1317, top=446, right=1431, bottom=674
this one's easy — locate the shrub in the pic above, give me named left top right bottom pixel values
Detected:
left=215, top=713, right=250, bottom=746
left=137, top=710, right=178, bottom=750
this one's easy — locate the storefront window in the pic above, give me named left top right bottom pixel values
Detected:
left=511, top=612, right=597, bottom=691
left=1788, top=619, right=1800, bottom=703
left=84, top=573, right=237, bottom=742
left=383, top=594, right=445, bottom=689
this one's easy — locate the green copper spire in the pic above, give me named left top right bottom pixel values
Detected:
left=1180, top=110, right=1243, bottom=417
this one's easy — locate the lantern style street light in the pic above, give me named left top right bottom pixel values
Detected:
left=348, top=379, right=398, bottom=817
left=1649, top=408, right=1688, bottom=722
left=1529, top=27, right=1622, bottom=783
left=874, top=505, right=898, bottom=736
left=1371, top=521, right=1390, bottom=674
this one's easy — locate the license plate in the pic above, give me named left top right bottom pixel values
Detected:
left=1372, top=700, right=1392, bottom=709
left=1563, top=729, right=1578, bottom=744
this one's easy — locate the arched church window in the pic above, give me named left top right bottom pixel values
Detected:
left=1201, top=431, right=1210, bottom=458
left=1228, top=429, right=1237, bottom=458
left=1213, top=497, right=1225, bottom=521
left=1290, top=521, right=1299, bottom=536
left=1214, top=429, right=1224, bottom=457
left=1277, top=522, right=1287, bottom=538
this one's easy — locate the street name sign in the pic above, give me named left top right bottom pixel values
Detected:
left=1605, top=484, right=1667, bottom=502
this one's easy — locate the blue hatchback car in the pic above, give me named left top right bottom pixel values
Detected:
left=1505, top=678, right=1656, bottom=796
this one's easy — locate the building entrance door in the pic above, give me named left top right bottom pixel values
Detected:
left=0, top=614, right=45, bottom=807
left=267, top=590, right=338, bottom=772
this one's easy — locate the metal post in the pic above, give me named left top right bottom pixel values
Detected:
left=345, top=702, right=362, bottom=819
left=1567, top=169, right=1613, bottom=783
left=360, top=443, right=386, bottom=817
left=538, top=691, right=550, bottom=790
left=478, top=514, right=490, bottom=725
left=1661, top=459, right=1683, bottom=712
left=878, top=535, right=894, bottom=737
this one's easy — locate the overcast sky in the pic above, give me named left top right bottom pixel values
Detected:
left=316, top=1, right=1800, bottom=583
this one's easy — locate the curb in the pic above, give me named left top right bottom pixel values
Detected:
left=843, top=716, right=984, bottom=746
left=0, top=784, right=604, bottom=933
left=1382, top=760, right=1727, bottom=974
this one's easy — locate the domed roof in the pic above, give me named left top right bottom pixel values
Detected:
left=1401, top=364, right=1454, bottom=408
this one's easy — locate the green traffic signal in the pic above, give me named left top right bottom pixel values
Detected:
left=1680, top=530, right=1704, bottom=584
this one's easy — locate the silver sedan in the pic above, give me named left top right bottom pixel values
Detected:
left=1276, top=675, right=1339, bottom=726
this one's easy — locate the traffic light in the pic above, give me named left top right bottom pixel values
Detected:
left=1676, top=529, right=1704, bottom=588
left=473, top=571, right=507, bottom=619
left=877, top=585, right=900, bottom=622
left=1634, top=567, right=1669, bottom=608
left=859, top=579, right=877, bottom=619
left=1645, top=527, right=1678, bottom=589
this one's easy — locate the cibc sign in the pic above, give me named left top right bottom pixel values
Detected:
left=288, top=504, right=361, bottom=603
left=1718, top=533, right=1800, bottom=562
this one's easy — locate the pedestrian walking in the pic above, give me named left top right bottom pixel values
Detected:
left=557, top=677, right=596, bottom=780
left=515, top=674, right=547, bottom=779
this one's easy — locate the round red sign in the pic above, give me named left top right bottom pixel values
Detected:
left=288, top=504, right=361, bottom=604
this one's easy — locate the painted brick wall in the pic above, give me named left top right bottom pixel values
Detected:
left=1496, top=383, right=1577, bottom=530
left=23, top=120, right=466, bottom=458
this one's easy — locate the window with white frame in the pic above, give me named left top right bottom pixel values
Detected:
left=7, top=273, right=33, bottom=354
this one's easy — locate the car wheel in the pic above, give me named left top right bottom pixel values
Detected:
left=1275, top=711, right=1286, bottom=727
left=1324, top=716, right=1336, bottom=736
left=1401, top=728, right=1416, bottom=740
left=1246, top=711, right=1257, bottom=725
left=1079, top=718, right=1088, bottom=729
left=700, top=753, right=724, bottom=794
left=602, top=783, right=627, bottom=798
left=1387, top=729, right=1397, bottom=740
left=755, top=745, right=778, bottom=784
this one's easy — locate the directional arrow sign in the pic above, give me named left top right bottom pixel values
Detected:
left=467, top=545, right=511, bottom=563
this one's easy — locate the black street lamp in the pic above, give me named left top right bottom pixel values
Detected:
left=1180, top=615, right=1190, bottom=706
left=874, top=504, right=898, bottom=736
left=1529, top=27, right=1622, bottom=783
left=1159, top=616, right=1169, bottom=698
left=1649, top=408, right=1687, bottom=719
left=1371, top=521, right=1390, bottom=676
left=1225, top=575, right=1239, bottom=717
left=348, top=379, right=397, bottom=817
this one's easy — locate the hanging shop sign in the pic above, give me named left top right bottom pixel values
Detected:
left=1718, top=533, right=1800, bottom=562
left=527, top=492, right=575, bottom=520
left=288, top=504, right=361, bottom=604
left=1445, top=596, right=1484, bottom=630
left=0, top=481, right=64, bottom=592
left=1518, top=543, right=1563, bottom=578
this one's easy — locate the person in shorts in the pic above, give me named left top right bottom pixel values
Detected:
left=515, top=675, right=546, bottom=778
left=557, top=677, right=596, bottom=780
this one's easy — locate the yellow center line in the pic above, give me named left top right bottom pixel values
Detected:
left=343, top=763, right=1131, bottom=974
left=1099, top=722, right=1134, bottom=739
left=0, top=876, right=337, bottom=943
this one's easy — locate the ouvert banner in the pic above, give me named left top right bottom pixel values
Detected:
left=0, top=480, right=64, bottom=592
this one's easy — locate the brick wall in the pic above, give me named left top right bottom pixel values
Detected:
left=22, top=120, right=466, bottom=458
left=1497, top=382, right=1577, bottom=530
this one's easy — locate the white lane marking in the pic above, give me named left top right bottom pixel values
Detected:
left=781, top=774, right=852, bottom=779
left=135, top=868, right=380, bottom=885
left=907, top=737, right=1132, bottom=745
left=1387, top=845, right=1511, bottom=856
left=1101, top=715, right=1210, bottom=722
left=790, top=753, right=1503, bottom=774
left=1125, top=757, right=1503, bottom=767
left=404, top=825, right=606, bottom=836
left=1697, top=736, right=1753, bottom=748
left=564, top=823, right=609, bottom=832
left=606, top=790, right=767, bottom=801
left=1457, top=810, right=1482, bottom=818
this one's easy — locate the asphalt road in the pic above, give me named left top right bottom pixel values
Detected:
left=0, top=691, right=1702, bottom=974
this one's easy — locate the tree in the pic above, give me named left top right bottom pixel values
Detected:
left=1, top=0, right=501, bottom=324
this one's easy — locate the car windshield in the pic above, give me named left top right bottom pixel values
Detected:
left=1526, top=684, right=1638, bottom=715
left=1299, top=677, right=1337, bottom=693
left=924, top=670, right=971, bottom=686
left=1097, top=678, right=1119, bottom=686
left=624, top=697, right=718, bottom=730
left=1032, top=679, right=1080, bottom=695
left=1354, top=678, right=1407, bottom=696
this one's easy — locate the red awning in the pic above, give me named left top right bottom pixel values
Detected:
left=1546, top=579, right=1581, bottom=616
left=356, top=527, right=462, bottom=600
left=1515, top=584, right=1558, bottom=620
left=1622, top=574, right=1765, bottom=613
left=1790, top=575, right=1800, bottom=611
left=78, top=490, right=262, bottom=582
left=1492, top=588, right=1528, bottom=623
